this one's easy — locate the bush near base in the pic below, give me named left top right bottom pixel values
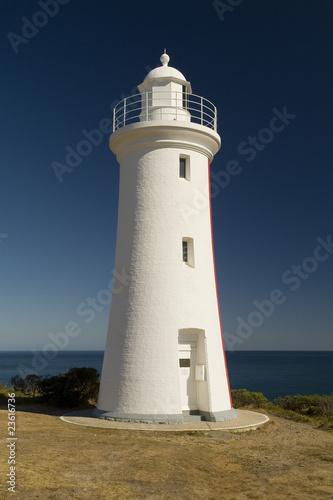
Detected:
left=8, top=367, right=100, bottom=408
left=231, top=389, right=333, bottom=429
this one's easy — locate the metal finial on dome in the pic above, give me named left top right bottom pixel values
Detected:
left=160, top=51, right=170, bottom=66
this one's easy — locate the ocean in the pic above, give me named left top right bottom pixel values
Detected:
left=0, top=350, right=332, bottom=401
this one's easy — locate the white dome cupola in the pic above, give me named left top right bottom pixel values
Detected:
left=139, top=51, right=192, bottom=91
left=138, top=51, right=192, bottom=123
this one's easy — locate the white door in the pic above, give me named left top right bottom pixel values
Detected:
left=178, top=342, right=197, bottom=410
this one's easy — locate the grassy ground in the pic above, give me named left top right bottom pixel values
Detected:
left=1, top=405, right=333, bottom=499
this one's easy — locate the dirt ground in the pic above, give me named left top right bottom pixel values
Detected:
left=1, top=407, right=332, bottom=499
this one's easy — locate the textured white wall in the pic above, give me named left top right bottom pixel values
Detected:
left=97, top=119, right=233, bottom=420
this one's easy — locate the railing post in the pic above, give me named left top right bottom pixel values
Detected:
left=201, top=97, right=203, bottom=126
left=113, top=106, right=115, bottom=132
left=214, top=105, right=217, bottom=131
left=146, top=92, right=148, bottom=121
left=176, top=90, right=178, bottom=121
left=123, top=98, right=126, bottom=127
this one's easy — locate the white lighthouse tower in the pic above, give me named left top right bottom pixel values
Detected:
left=95, top=52, right=237, bottom=423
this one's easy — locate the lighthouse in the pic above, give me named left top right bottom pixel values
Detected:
left=95, top=52, right=237, bottom=423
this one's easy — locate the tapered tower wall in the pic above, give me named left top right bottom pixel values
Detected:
left=95, top=55, right=237, bottom=423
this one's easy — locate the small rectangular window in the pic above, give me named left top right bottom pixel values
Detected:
left=179, top=358, right=190, bottom=367
left=179, top=158, right=186, bottom=179
left=182, top=240, right=188, bottom=263
left=179, top=156, right=190, bottom=180
left=182, top=237, right=194, bottom=267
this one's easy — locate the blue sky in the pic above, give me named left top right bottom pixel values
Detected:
left=1, top=0, right=332, bottom=351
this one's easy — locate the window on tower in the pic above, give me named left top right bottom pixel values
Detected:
left=179, top=158, right=186, bottom=179
left=182, top=240, right=188, bottom=263
left=179, top=156, right=190, bottom=180
left=182, top=237, right=194, bottom=267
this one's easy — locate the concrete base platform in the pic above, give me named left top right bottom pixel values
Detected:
left=60, top=409, right=269, bottom=432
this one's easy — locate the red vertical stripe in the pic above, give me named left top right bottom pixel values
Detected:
left=208, top=158, right=233, bottom=407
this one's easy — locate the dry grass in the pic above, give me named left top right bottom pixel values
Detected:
left=1, top=406, right=333, bottom=499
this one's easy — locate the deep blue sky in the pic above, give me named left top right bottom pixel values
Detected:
left=1, top=0, right=332, bottom=351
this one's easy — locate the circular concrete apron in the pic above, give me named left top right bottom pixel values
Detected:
left=61, top=409, right=269, bottom=432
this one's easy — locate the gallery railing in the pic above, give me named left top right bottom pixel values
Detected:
left=113, top=91, right=218, bottom=132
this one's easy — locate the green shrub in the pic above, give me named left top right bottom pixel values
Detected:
left=231, top=390, right=333, bottom=428
left=231, top=389, right=268, bottom=408
left=0, top=385, right=9, bottom=405
left=11, top=374, right=41, bottom=396
left=2, top=367, right=100, bottom=409
left=264, top=402, right=312, bottom=422
left=319, top=395, right=333, bottom=418
left=11, top=376, right=25, bottom=393
left=0, top=384, right=38, bottom=406
left=272, top=394, right=330, bottom=417
left=38, top=367, right=100, bottom=408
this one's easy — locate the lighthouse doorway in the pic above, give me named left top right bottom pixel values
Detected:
left=178, top=341, right=198, bottom=411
